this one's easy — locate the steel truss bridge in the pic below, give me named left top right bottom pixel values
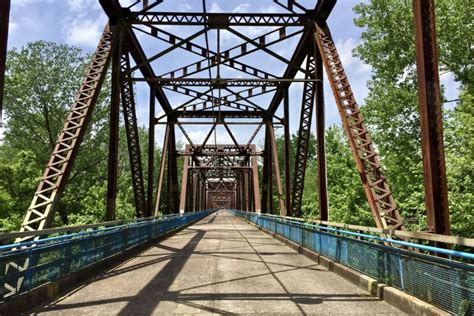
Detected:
left=0, top=0, right=472, bottom=315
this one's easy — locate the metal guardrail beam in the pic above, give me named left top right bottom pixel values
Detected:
left=261, top=212, right=474, bottom=248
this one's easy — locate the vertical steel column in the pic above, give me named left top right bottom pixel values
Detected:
left=251, top=145, right=261, bottom=213
left=245, top=170, right=250, bottom=212
left=120, top=50, right=146, bottom=218
left=179, top=153, right=190, bottom=213
left=192, top=170, right=198, bottom=212
left=167, top=124, right=179, bottom=213
left=283, top=87, right=292, bottom=214
left=413, top=0, right=450, bottom=235
left=267, top=124, right=274, bottom=214
left=261, top=126, right=270, bottom=213
left=146, top=86, right=155, bottom=217
left=315, top=44, right=328, bottom=221
left=269, top=124, right=286, bottom=215
left=0, top=0, right=10, bottom=123
left=106, top=26, right=121, bottom=221
left=154, top=124, right=169, bottom=215
left=291, top=53, right=316, bottom=217
left=237, top=172, right=242, bottom=210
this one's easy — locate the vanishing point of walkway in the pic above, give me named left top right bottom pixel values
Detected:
left=32, top=211, right=404, bottom=315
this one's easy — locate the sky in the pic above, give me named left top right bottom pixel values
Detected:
left=5, top=0, right=460, bottom=148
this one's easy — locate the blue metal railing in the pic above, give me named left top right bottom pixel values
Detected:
left=0, top=210, right=214, bottom=300
left=228, top=210, right=474, bottom=315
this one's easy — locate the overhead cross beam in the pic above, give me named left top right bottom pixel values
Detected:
left=131, top=12, right=309, bottom=26
left=134, top=25, right=278, bottom=79
left=100, top=0, right=173, bottom=113
left=267, top=0, right=336, bottom=114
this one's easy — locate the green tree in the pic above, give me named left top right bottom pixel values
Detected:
left=0, top=41, right=157, bottom=230
left=353, top=0, right=473, bottom=234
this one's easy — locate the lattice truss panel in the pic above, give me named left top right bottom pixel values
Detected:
left=314, top=24, right=403, bottom=229
left=120, top=50, right=146, bottom=217
left=291, top=55, right=316, bottom=215
left=13, top=0, right=405, bottom=251
left=4, top=26, right=115, bottom=298
left=18, top=26, right=115, bottom=242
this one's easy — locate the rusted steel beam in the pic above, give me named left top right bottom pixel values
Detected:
left=158, top=26, right=304, bottom=80
left=134, top=25, right=278, bottom=79
left=106, top=26, right=122, bottom=221
left=126, top=28, right=208, bottom=74
left=7, top=26, right=116, bottom=298
left=179, top=152, right=190, bottom=213
left=133, top=12, right=308, bottom=26
left=245, top=171, right=250, bottom=211
left=133, top=77, right=319, bottom=85
left=267, top=0, right=336, bottom=114
left=269, top=124, right=286, bottom=215
left=18, top=26, right=115, bottom=241
left=413, top=0, right=450, bottom=235
left=314, top=23, right=404, bottom=230
left=315, top=44, right=328, bottom=221
left=167, top=124, right=179, bottom=213
left=100, top=0, right=172, bottom=113
left=261, top=127, right=270, bottom=213
left=283, top=88, right=292, bottom=215
left=146, top=86, right=156, bottom=217
left=291, top=54, right=316, bottom=217
left=0, top=0, right=10, bottom=123
left=175, top=111, right=270, bottom=119
left=154, top=124, right=169, bottom=215
left=120, top=49, right=146, bottom=218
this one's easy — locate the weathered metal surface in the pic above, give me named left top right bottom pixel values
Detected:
left=19, top=26, right=115, bottom=241
left=314, top=23, right=404, bottom=230
left=314, top=44, right=328, bottom=221
left=291, top=54, right=316, bottom=217
left=146, top=86, right=156, bottom=217
left=133, top=12, right=309, bottom=26
left=413, top=0, right=450, bottom=235
left=106, top=26, right=122, bottom=221
left=6, top=26, right=116, bottom=298
left=120, top=50, right=146, bottom=218
left=0, top=0, right=10, bottom=123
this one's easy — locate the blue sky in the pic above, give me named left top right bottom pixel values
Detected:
left=6, top=0, right=460, bottom=148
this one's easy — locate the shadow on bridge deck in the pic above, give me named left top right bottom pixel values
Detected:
left=30, top=211, right=404, bottom=315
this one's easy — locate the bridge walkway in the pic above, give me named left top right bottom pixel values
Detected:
left=31, top=211, right=404, bottom=315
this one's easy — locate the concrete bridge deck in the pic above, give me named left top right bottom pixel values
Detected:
left=31, top=211, right=404, bottom=315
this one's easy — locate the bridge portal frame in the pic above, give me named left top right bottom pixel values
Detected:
left=0, top=0, right=452, bottom=297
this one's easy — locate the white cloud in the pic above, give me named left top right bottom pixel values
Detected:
left=64, top=16, right=106, bottom=48
left=209, top=2, right=223, bottom=13
left=179, top=128, right=232, bottom=145
left=12, top=0, right=55, bottom=7
left=335, top=37, right=372, bottom=75
left=440, top=72, right=460, bottom=105
left=67, top=0, right=100, bottom=12
left=119, top=0, right=137, bottom=8
left=233, top=3, right=250, bottom=13
left=178, top=4, right=192, bottom=11
left=8, top=22, right=19, bottom=34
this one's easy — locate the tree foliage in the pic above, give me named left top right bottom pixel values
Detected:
left=0, top=41, right=147, bottom=231
left=353, top=0, right=473, bottom=235
left=0, top=0, right=472, bottom=239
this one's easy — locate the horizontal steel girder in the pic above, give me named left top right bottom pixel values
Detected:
left=131, top=12, right=309, bottom=26
left=131, top=78, right=321, bottom=87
